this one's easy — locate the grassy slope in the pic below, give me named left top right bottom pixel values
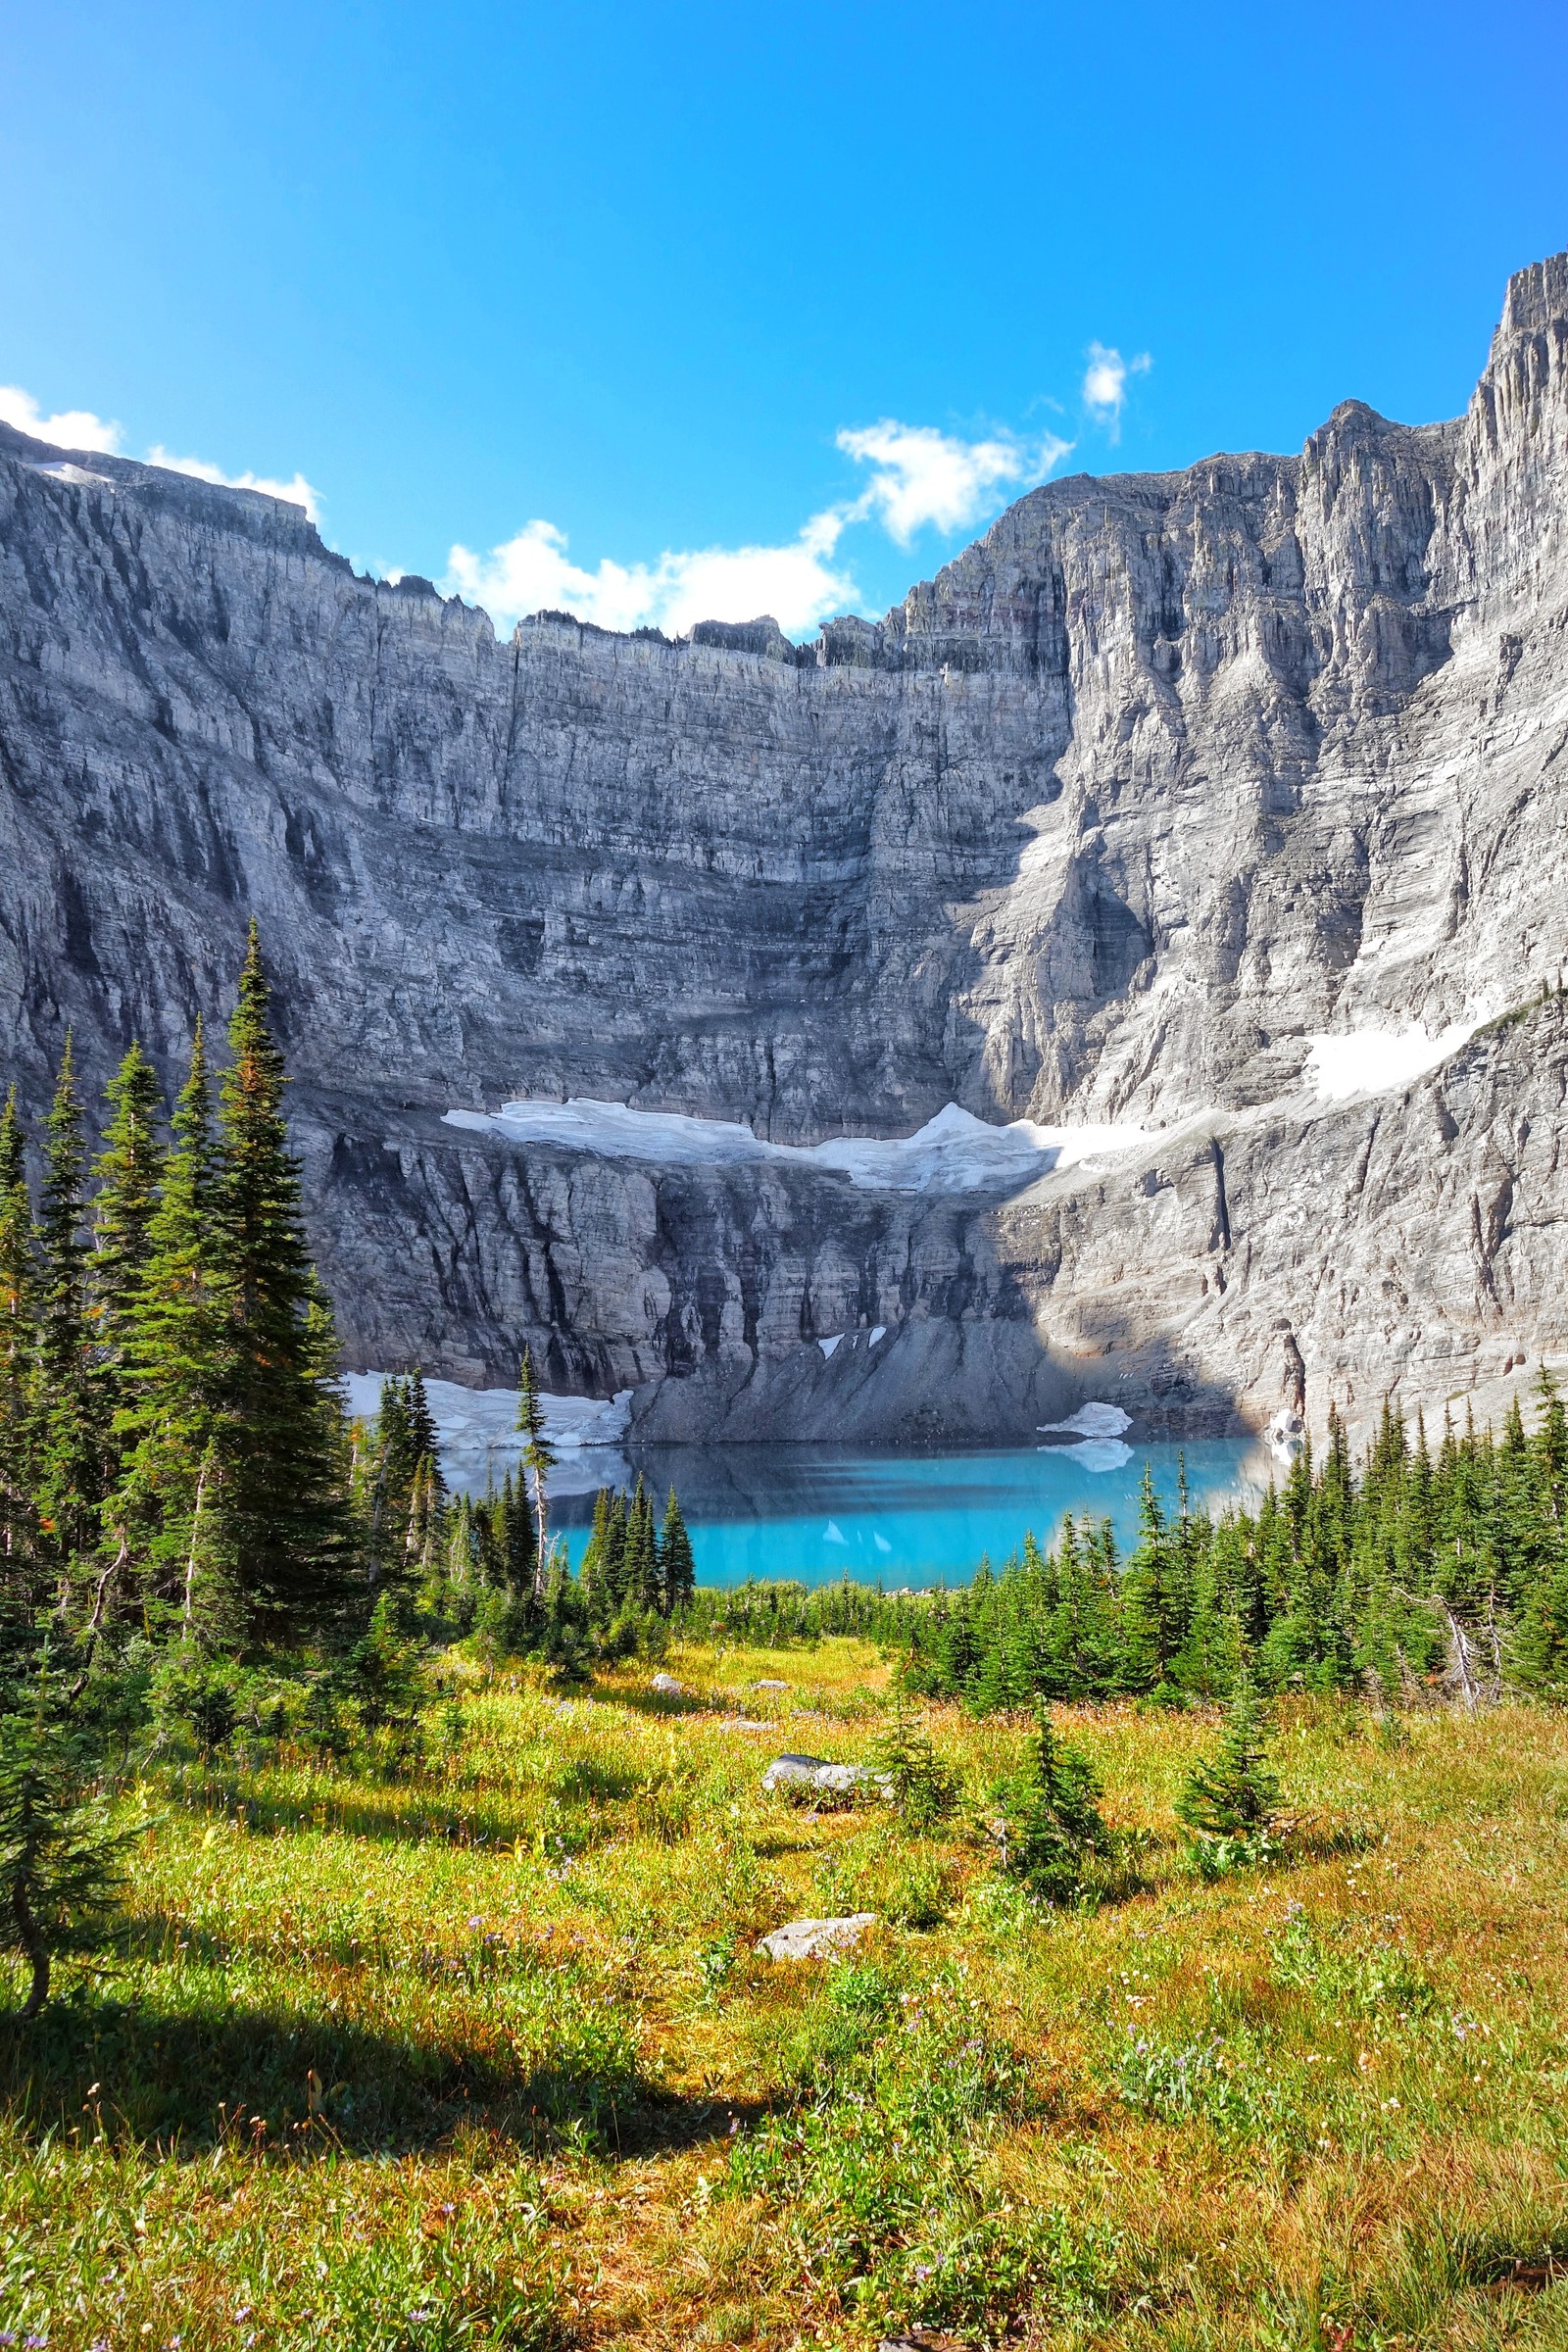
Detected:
left=4, top=1640, right=1568, bottom=2350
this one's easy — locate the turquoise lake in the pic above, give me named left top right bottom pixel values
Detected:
left=549, top=1440, right=1270, bottom=1590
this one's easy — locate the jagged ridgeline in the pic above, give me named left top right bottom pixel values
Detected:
left=0, top=925, right=696, bottom=1676
left=694, top=1394, right=1568, bottom=1711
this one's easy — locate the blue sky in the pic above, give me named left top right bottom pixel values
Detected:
left=2, top=0, right=1565, bottom=636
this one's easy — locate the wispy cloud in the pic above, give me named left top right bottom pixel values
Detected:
left=1082, top=342, right=1151, bottom=442
left=0, top=385, right=122, bottom=455
left=836, top=419, right=1071, bottom=544
left=0, top=382, right=319, bottom=518
left=447, top=417, right=1074, bottom=639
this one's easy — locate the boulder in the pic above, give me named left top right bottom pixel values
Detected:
left=650, top=1672, right=684, bottom=1694
left=757, top=1913, right=876, bottom=1961
left=761, top=1752, right=885, bottom=1801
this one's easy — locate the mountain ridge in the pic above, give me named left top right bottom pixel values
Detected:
left=3, top=250, right=1567, bottom=1444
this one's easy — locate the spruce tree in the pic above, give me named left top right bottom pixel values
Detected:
left=113, top=1023, right=238, bottom=1640
left=998, top=1708, right=1112, bottom=1904
left=0, top=1092, right=38, bottom=1600
left=515, top=1347, right=556, bottom=1597
left=89, top=1043, right=167, bottom=1375
left=32, top=1037, right=104, bottom=1584
left=1176, top=1666, right=1283, bottom=1846
left=659, top=1487, right=696, bottom=1615
left=501, top=1466, right=538, bottom=1596
left=208, top=927, right=353, bottom=1637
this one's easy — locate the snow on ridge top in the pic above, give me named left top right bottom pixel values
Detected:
left=1303, top=1017, right=1484, bottom=1102
left=443, top=1096, right=1149, bottom=1194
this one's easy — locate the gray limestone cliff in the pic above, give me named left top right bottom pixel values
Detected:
left=3, top=251, right=1568, bottom=1444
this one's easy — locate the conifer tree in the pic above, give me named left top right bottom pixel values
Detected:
left=0, top=1092, right=38, bottom=1597
left=1176, top=1665, right=1283, bottom=1845
left=0, top=1670, right=133, bottom=2017
left=89, top=1043, right=167, bottom=1375
left=500, top=1466, right=538, bottom=1596
left=113, top=1023, right=238, bottom=1640
left=208, top=927, right=353, bottom=1636
left=998, top=1708, right=1112, bottom=1904
left=659, top=1487, right=696, bottom=1615
left=515, top=1348, right=556, bottom=1597
left=33, top=1037, right=104, bottom=1582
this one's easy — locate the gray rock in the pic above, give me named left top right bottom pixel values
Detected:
left=761, top=1752, right=885, bottom=1800
left=649, top=1672, right=684, bottom=1694
left=5, top=253, right=1568, bottom=1447
left=752, top=1678, right=788, bottom=1690
left=757, top=1913, right=877, bottom=1961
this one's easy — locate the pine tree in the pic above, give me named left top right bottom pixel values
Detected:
left=659, top=1487, right=695, bottom=1616
left=515, top=1348, right=556, bottom=1598
left=207, top=927, right=354, bottom=1637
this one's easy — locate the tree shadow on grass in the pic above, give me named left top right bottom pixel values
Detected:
left=0, top=1982, right=770, bottom=2159
left=177, top=1780, right=530, bottom=1850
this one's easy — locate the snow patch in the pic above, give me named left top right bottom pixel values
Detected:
left=1038, top=1401, right=1132, bottom=1439
left=341, top=1371, right=632, bottom=1494
left=823, top=1521, right=847, bottom=1544
left=28, top=461, right=116, bottom=489
left=868, top=1325, right=887, bottom=1347
left=1304, top=1018, right=1482, bottom=1102
left=445, top=1096, right=1149, bottom=1196
left=817, top=1335, right=843, bottom=1359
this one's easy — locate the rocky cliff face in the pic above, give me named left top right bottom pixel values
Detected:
left=3, top=253, right=1567, bottom=1444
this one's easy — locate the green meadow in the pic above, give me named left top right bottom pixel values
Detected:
left=6, top=1641, right=1568, bottom=2351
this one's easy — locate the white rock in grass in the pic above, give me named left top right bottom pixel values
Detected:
left=650, top=1672, right=684, bottom=1694
left=758, top=1913, right=877, bottom=1961
left=761, top=1752, right=885, bottom=1800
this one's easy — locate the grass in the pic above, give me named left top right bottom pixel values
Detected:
left=6, top=1639, right=1568, bottom=2348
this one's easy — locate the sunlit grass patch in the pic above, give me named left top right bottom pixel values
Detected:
left=5, top=1652, right=1568, bottom=2346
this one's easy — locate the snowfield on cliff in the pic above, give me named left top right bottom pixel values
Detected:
left=443, top=1097, right=1150, bottom=1192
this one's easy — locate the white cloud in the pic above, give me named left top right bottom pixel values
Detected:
left=144, top=446, right=321, bottom=522
left=1082, top=342, right=1152, bottom=442
left=0, top=381, right=320, bottom=519
left=446, top=416, right=1074, bottom=641
left=444, top=505, right=857, bottom=640
left=836, top=418, right=1072, bottom=544
left=0, top=384, right=122, bottom=455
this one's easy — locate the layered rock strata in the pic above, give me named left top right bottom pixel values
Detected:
left=3, top=253, right=1567, bottom=1442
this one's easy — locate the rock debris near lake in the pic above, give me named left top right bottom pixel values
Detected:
left=5, top=254, right=1568, bottom=1444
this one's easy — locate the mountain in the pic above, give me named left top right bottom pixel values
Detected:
left=3, top=254, right=1567, bottom=1446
